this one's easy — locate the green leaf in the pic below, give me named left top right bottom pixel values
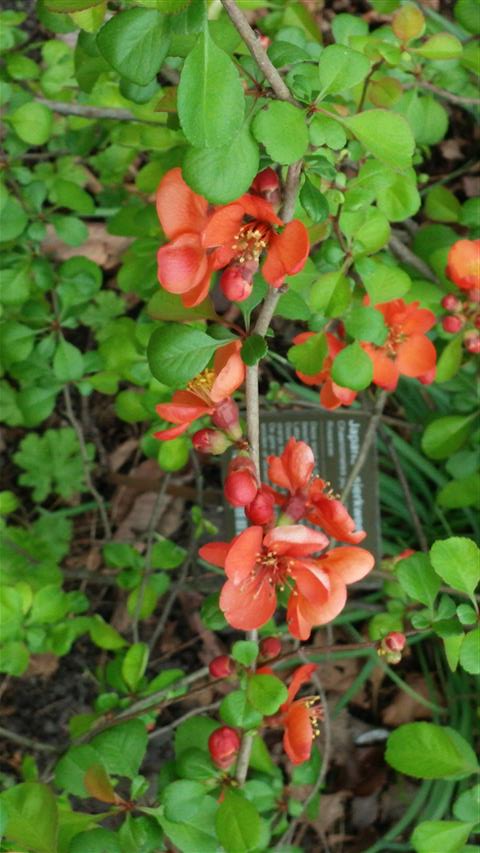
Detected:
left=424, top=186, right=461, bottom=223
left=0, top=193, right=28, bottom=242
left=13, top=428, right=93, bottom=502
left=287, top=331, right=327, bottom=375
left=300, top=177, right=329, bottom=223
left=53, top=338, right=85, bottom=382
left=1, top=782, right=58, bottom=853
left=395, top=91, right=448, bottom=147
left=151, top=539, right=186, bottom=570
left=46, top=0, right=104, bottom=9
left=50, top=179, right=95, bottom=216
left=163, top=780, right=207, bottom=823
left=430, top=537, right=480, bottom=603
left=411, top=820, right=475, bottom=853
left=241, top=334, right=268, bottom=366
left=89, top=615, right=126, bottom=650
left=343, top=110, right=415, bottom=170
left=231, top=640, right=259, bottom=666
left=318, top=44, right=370, bottom=97
left=385, top=722, right=479, bottom=780
left=396, top=553, right=440, bottom=609
left=158, top=435, right=190, bottom=471
left=331, top=342, right=373, bottom=391
left=421, top=414, right=475, bottom=460
left=436, top=334, right=463, bottom=383
left=55, top=744, right=105, bottom=797
left=178, top=29, right=244, bottom=148
left=437, top=473, right=480, bottom=509
left=97, top=8, right=170, bottom=85
left=160, top=796, right=219, bottom=853
left=11, top=101, right=53, bottom=145
left=91, top=720, right=148, bottom=779
left=416, top=33, right=463, bottom=60
left=219, top=690, right=263, bottom=730
left=0, top=641, right=29, bottom=676
left=52, top=215, right=88, bottom=247
left=147, top=289, right=217, bottom=322
left=122, top=642, right=149, bottom=692
left=453, top=783, right=480, bottom=822
left=69, top=828, right=122, bottom=853
left=252, top=101, right=309, bottom=165
left=344, top=306, right=387, bottom=344
left=455, top=0, right=480, bottom=34
left=246, top=673, right=288, bottom=715
left=309, top=270, right=352, bottom=316
left=215, top=790, right=261, bottom=853
left=147, top=324, right=221, bottom=387
left=459, top=628, right=480, bottom=675
left=183, top=124, right=259, bottom=204
left=175, top=716, right=218, bottom=757
left=443, top=634, right=464, bottom=673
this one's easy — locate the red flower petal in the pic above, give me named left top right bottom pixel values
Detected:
left=155, top=391, right=211, bottom=425
left=263, top=220, right=310, bottom=287
left=319, top=546, right=374, bottom=584
left=283, top=702, right=313, bottom=764
left=220, top=575, right=277, bottom=630
left=396, top=335, right=437, bottom=378
left=283, top=664, right=317, bottom=706
left=446, top=239, right=480, bottom=291
left=157, top=234, right=208, bottom=294
left=211, top=342, right=245, bottom=402
left=199, top=541, right=230, bottom=568
left=238, top=193, right=283, bottom=226
left=265, top=525, right=329, bottom=557
left=401, top=305, right=436, bottom=336
left=154, top=423, right=190, bottom=440
left=156, top=168, right=208, bottom=240
left=307, top=482, right=366, bottom=544
left=202, top=204, right=244, bottom=251
left=363, top=345, right=399, bottom=391
left=224, top=526, right=263, bottom=583
left=180, top=264, right=213, bottom=307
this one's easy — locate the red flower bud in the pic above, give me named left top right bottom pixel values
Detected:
left=464, top=331, right=480, bottom=354
left=220, top=262, right=256, bottom=302
left=442, top=315, right=464, bottom=334
left=259, top=636, right=282, bottom=660
left=251, top=167, right=279, bottom=196
left=441, top=293, right=462, bottom=312
left=384, top=632, right=406, bottom=652
left=245, top=485, right=276, bottom=525
left=224, top=469, right=258, bottom=507
left=212, top=399, right=242, bottom=440
left=192, top=428, right=231, bottom=455
left=475, top=314, right=480, bottom=329
left=209, top=655, right=234, bottom=678
left=208, top=726, right=241, bottom=770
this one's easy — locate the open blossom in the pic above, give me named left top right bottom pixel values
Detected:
left=268, top=437, right=366, bottom=544
left=199, top=525, right=374, bottom=640
left=446, top=239, right=480, bottom=292
left=361, top=299, right=436, bottom=391
left=292, top=332, right=357, bottom=410
left=155, top=341, right=244, bottom=440
left=278, top=664, right=323, bottom=764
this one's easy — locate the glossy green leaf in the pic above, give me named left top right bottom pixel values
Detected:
left=215, top=790, right=261, bottom=853
left=331, top=342, right=373, bottom=391
left=459, top=628, right=480, bottom=675
left=246, top=673, right=288, bottom=715
left=183, top=124, right=259, bottom=204
left=97, top=8, right=170, bottom=85
left=343, top=110, right=415, bottom=170
left=396, top=552, right=440, bottom=609
left=91, top=720, right=148, bottom=779
left=241, top=334, right=268, bottom=366
left=436, top=334, right=463, bottom=383
left=0, top=782, right=58, bottom=853
left=421, top=414, right=475, bottom=460
left=430, top=537, right=480, bottom=603
left=11, top=102, right=53, bottom=145
left=147, top=324, right=221, bottom=387
left=252, top=101, right=309, bottom=165
left=300, top=177, right=329, bottom=223
left=318, top=44, right=370, bottom=96
left=178, top=29, right=244, bottom=148
left=122, top=642, right=149, bottom=691
left=411, top=820, right=474, bottom=853
left=287, top=331, right=327, bottom=375
left=344, top=306, right=387, bottom=344
left=386, top=722, right=479, bottom=779
left=163, top=780, right=207, bottom=822
left=53, top=338, right=85, bottom=382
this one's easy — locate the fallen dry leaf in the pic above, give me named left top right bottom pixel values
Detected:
left=381, top=673, right=434, bottom=726
left=25, top=654, right=59, bottom=679
left=42, top=223, right=131, bottom=268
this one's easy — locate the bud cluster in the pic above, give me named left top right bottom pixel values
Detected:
left=192, top=399, right=244, bottom=456
left=441, top=290, right=480, bottom=354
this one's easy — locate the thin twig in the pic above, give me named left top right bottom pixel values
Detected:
left=35, top=96, right=160, bottom=124
left=379, top=426, right=429, bottom=553
left=63, top=385, right=112, bottom=539
left=149, top=702, right=220, bottom=741
left=0, top=726, right=58, bottom=754
left=407, top=80, right=480, bottom=106
left=389, top=234, right=437, bottom=282
left=220, top=0, right=295, bottom=103
left=274, top=650, right=332, bottom=850
left=132, top=475, right=171, bottom=643
left=147, top=542, right=196, bottom=653
left=340, top=390, right=388, bottom=503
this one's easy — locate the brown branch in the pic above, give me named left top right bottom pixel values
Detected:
left=0, top=726, right=58, bottom=753
left=340, top=390, right=388, bottom=503
left=220, top=0, right=295, bottom=103
left=407, top=80, right=480, bottom=106
left=35, top=97, right=160, bottom=124
left=389, top=234, right=437, bottom=283
left=379, top=426, right=429, bottom=553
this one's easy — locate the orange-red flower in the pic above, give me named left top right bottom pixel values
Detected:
left=292, top=332, right=357, bottom=410
left=199, top=525, right=374, bottom=640
left=361, top=299, right=436, bottom=391
left=446, top=239, right=480, bottom=292
left=268, top=437, right=366, bottom=544
left=203, top=192, right=309, bottom=290
left=156, top=168, right=214, bottom=308
left=154, top=341, right=245, bottom=440
left=279, top=664, right=323, bottom=765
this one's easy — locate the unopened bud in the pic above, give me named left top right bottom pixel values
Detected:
left=441, top=293, right=461, bottom=312
left=208, top=726, right=241, bottom=770
left=192, top=428, right=231, bottom=455
left=224, top=469, right=258, bottom=507
left=220, top=263, right=256, bottom=302
left=378, top=631, right=406, bottom=664
left=259, top=636, right=282, bottom=660
left=209, top=655, right=234, bottom=678
left=212, top=399, right=242, bottom=440
left=464, top=331, right=480, bottom=354
left=442, top=315, right=464, bottom=334
left=245, top=485, right=276, bottom=525
left=251, top=167, right=279, bottom=197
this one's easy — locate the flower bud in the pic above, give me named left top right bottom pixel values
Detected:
left=224, top=456, right=258, bottom=507
left=209, top=655, right=234, bottom=679
left=220, top=264, right=254, bottom=302
left=442, top=315, right=464, bottom=334
left=192, top=428, right=231, bottom=455
left=212, top=398, right=242, bottom=440
left=259, top=636, right=282, bottom=660
left=251, top=168, right=279, bottom=198
left=441, top=293, right=461, bottom=312
left=245, top=485, right=276, bottom=525
left=208, top=726, right=241, bottom=770
left=464, top=331, right=480, bottom=354
left=378, top=632, right=406, bottom=664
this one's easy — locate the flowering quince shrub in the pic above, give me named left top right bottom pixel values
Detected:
left=0, top=2, right=480, bottom=853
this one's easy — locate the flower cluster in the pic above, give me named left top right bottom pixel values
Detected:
left=442, top=239, right=480, bottom=354
left=201, top=437, right=374, bottom=641
left=156, top=168, right=310, bottom=307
